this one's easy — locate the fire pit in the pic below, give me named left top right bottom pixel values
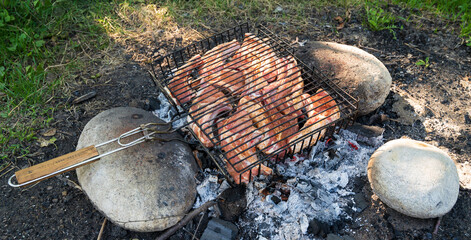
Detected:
left=150, top=23, right=358, bottom=184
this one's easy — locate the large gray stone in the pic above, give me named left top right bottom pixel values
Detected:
left=367, top=139, right=459, bottom=219
left=76, top=107, right=198, bottom=232
left=296, top=41, right=392, bottom=115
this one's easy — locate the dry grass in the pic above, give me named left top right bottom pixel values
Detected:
left=93, top=0, right=362, bottom=64
left=97, top=3, right=204, bottom=63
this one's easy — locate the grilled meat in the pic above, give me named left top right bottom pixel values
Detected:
left=199, top=40, right=240, bottom=79
left=261, top=89, right=299, bottom=152
left=200, top=68, right=245, bottom=95
left=239, top=95, right=288, bottom=157
left=167, top=33, right=344, bottom=184
left=289, top=89, right=340, bottom=153
left=263, top=79, right=303, bottom=119
left=278, top=56, right=304, bottom=113
left=187, top=85, right=232, bottom=148
left=218, top=109, right=272, bottom=184
left=168, top=54, right=202, bottom=105
left=229, top=33, right=280, bottom=95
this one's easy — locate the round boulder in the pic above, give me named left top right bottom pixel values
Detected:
left=295, top=41, right=392, bottom=115
left=76, top=107, right=198, bottom=232
left=367, top=139, right=459, bottom=218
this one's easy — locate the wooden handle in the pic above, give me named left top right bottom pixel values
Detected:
left=15, top=146, right=99, bottom=185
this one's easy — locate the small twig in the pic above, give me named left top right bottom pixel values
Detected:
left=433, top=216, right=442, bottom=235
left=77, top=39, right=93, bottom=60
left=72, top=91, right=97, bottom=104
left=156, top=201, right=216, bottom=240
left=0, top=162, right=11, bottom=174
left=97, top=218, right=107, bottom=240
left=404, top=43, right=430, bottom=55
left=55, top=175, right=83, bottom=191
left=60, top=42, right=69, bottom=65
left=425, top=105, right=439, bottom=117
left=182, top=228, right=199, bottom=240
left=44, top=62, right=72, bottom=72
left=0, top=167, right=14, bottom=178
left=385, top=124, right=395, bottom=134
left=192, top=213, right=205, bottom=240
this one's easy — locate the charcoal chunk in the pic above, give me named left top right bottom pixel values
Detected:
left=218, top=186, right=246, bottom=222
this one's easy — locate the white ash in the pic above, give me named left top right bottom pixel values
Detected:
left=238, top=129, right=383, bottom=239
left=193, top=169, right=230, bottom=209
left=152, top=92, right=187, bottom=129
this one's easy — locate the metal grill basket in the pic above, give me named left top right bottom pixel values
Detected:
left=150, top=23, right=358, bottom=184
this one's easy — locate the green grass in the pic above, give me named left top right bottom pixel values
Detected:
left=364, top=1, right=397, bottom=33
left=0, top=1, right=114, bottom=162
left=392, top=0, right=471, bottom=45
left=361, top=0, right=470, bottom=45
left=416, top=57, right=431, bottom=68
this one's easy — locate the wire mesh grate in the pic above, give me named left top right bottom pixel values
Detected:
left=150, top=23, right=358, bottom=184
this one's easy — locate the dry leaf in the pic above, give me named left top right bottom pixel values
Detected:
left=345, top=9, right=352, bottom=21
left=337, top=22, right=345, bottom=30
left=334, top=16, right=343, bottom=23
left=38, top=137, right=57, bottom=147
left=38, top=137, right=49, bottom=147
left=42, top=128, right=57, bottom=137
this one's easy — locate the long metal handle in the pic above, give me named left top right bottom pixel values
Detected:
left=8, top=122, right=173, bottom=188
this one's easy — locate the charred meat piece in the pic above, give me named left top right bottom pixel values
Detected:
left=218, top=109, right=272, bottom=184
left=289, top=89, right=340, bottom=153
left=188, top=85, right=232, bottom=148
left=168, top=54, right=202, bottom=105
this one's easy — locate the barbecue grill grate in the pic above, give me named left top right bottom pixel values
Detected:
left=150, top=23, right=358, bottom=184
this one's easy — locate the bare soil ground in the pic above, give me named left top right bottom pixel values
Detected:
left=1, top=5, right=470, bottom=240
